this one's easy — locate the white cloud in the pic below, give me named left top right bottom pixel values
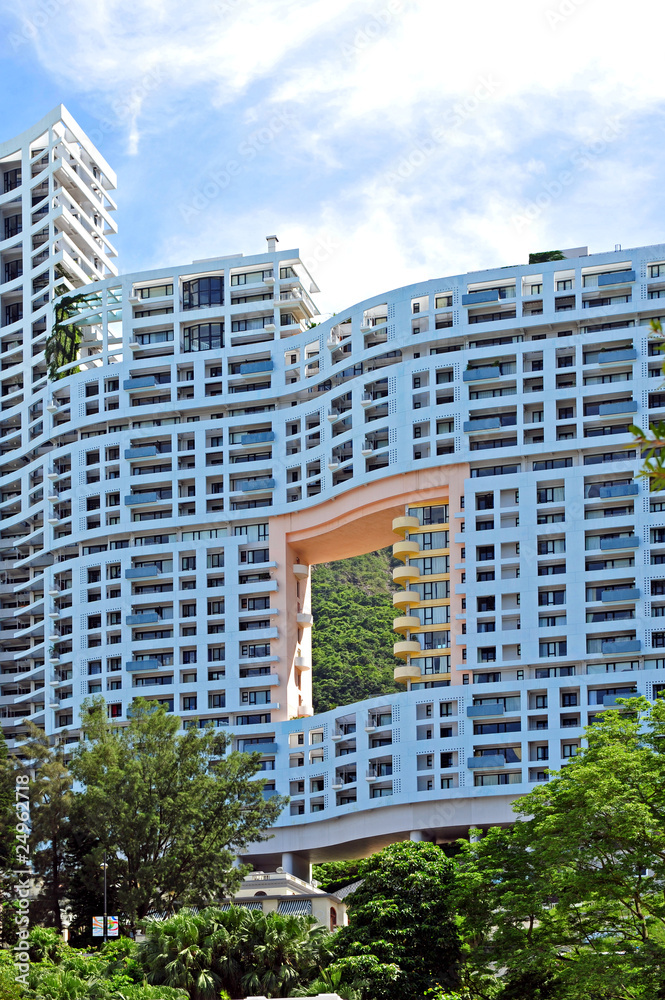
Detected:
left=9, top=0, right=665, bottom=310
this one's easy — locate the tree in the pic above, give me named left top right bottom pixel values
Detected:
left=312, top=859, right=362, bottom=894
left=69, top=699, right=287, bottom=932
left=456, top=697, right=665, bottom=999
left=331, top=840, right=461, bottom=999
left=23, top=724, right=74, bottom=931
left=141, top=906, right=329, bottom=999
left=311, top=550, right=400, bottom=713
left=0, top=726, right=18, bottom=943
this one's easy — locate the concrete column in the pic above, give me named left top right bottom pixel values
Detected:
left=409, top=830, right=424, bottom=842
left=468, top=827, right=482, bottom=843
left=281, top=852, right=312, bottom=882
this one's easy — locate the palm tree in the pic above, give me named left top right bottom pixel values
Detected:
left=239, top=911, right=331, bottom=998
left=141, top=910, right=222, bottom=1000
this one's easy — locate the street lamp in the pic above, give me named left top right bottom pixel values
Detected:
left=100, top=850, right=108, bottom=943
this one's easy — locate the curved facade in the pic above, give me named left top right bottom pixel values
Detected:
left=3, top=110, right=665, bottom=875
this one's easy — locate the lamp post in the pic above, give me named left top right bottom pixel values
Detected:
left=102, top=850, right=108, bottom=943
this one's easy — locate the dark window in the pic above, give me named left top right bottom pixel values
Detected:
left=182, top=276, right=224, bottom=310
left=183, top=322, right=224, bottom=352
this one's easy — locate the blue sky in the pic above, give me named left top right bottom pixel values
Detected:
left=1, top=0, right=664, bottom=316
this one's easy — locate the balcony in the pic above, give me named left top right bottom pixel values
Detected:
left=462, top=289, right=499, bottom=306
left=126, top=659, right=161, bottom=671
left=597, top=269, right=636, bottom=286
left=464, top=416, right=501, bottom=433
left=392, top=564, right=420, bottom=584
left=125, top=565, right=162, bottom=579
left=595, top=348, right=637, bottom=365
left=394, top=663, right=421, bottom=684
left=125, top=612, right=160, bottom=625
left=599, top=535, right=639, bottom=551
left=597, top=400, right=637, bottom=416
left=462, top=366, right=501, bottom=382
left=392, top=589, right=421, bottom=608
left=467, top=703, right=505, bottom=717
left=600, top=588, right=639, bottom=602
left=239, top=360, right=273, bottom=375
left=393, top=640, right=421, bottom=659
left=123, top=376, right=157, bottom=391
left=292, top=564, right=309, bottom=580
left=240, top=431, right=275, bottom=445
left=392, top=515, right=420, bottom=535
left=393, top=615, right=420, bottom=634
left=599, top=483, right=638, bottom=498
left=239, top=478, right=275, bottom=493
left=125, top=446, right=158, bottom=460
left=601, top=639, right=641, bottom=654
left=468, top=754, right=507, bottom=769
left=124, top=493, right=161, bottom=506
left=392, top=539, right=419, bottom=561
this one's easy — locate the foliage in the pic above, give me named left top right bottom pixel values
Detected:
left=631, top=318, right=665, bottom=490
left=312, top=859, right=362, bottom=893
left=455, top=697, right=665, bottom=998
left=45, top=271, right=89, bottom=380
left=293, top=955, right=400, bottom=998
left=0, top=950, right=24, bottom=1000
left=332, top=841, right=461, bottom=999
left=140, top=905, right=330, bottom=998
left=68, top=698, right=287, bottom=933
left=311, top=549, right=400, bottom=712
left=23, top=724, right=74, bottom=931
left=0, top=726, right=18, bottom=944
left=527, top=250, right=566, bottom=264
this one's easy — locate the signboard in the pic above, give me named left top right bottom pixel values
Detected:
left=107, top=916, right=119, bottom=937
left=92, top=916, right=104, bottom=937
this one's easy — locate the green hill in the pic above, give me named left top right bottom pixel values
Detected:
left=310, top=549, right=401, bottom=713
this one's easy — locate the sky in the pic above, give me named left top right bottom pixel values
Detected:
left=1, top=0, right=665, bottom=317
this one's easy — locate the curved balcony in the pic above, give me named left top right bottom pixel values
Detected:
left=392, top=589, right=421, bottom=608
left=393, top=615, right=420, bottom=634
left=392, top=515, right=420, bottom=536
left=392, top=564, right=420, bottom=585
left=292, top=564, right=309, bottom=580
left=393, top=640, right=422, bottom=659
left=394, top=662, right=421, bottom=684
left=392, top=539, right=420, bottom=562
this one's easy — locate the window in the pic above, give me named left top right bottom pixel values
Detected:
left=182, top=276, right=223, bottom=309
left=183, top=323, right=224, bottom=352
left=539, top=640, right=567, bottom=657
left=182, top=696, right=197, bottom=711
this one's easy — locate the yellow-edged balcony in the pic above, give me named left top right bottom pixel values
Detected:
left=392, top=515, right=420, bottom=536
left=392, top=539, right=420, bottom=561
left=394, top=662, right=421, bottom=684
left=392, top=563, right=420, bottom=585
left=392, top=589, right=421, bottom=608
left=393, top=615, right=420, bottom=634
left=393, top=639, right=422, bottom=659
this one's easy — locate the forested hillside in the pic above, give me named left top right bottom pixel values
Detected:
left=310, top=549, right=401, bottom=713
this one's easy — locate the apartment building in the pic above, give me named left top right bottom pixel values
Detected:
left=2, top=109, right=665, bottom=877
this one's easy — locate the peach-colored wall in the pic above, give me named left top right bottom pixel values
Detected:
left=268, top=465, right=470, bottom=720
